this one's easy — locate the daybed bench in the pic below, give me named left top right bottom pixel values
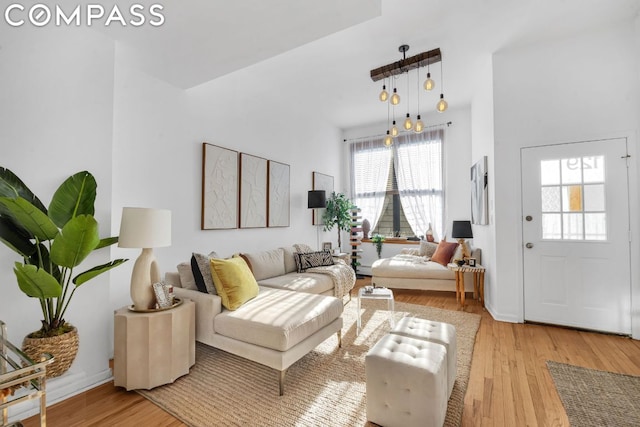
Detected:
left=371, top=241, right=481, bottom=292
left=164, top=245, right=356, bottom=395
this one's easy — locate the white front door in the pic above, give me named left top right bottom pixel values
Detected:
left=521, top=138, right=631, bottom=334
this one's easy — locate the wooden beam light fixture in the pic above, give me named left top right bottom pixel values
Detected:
left=374, top=45, right=448, bottom=143
left=370, top=46, right=441, bottom=82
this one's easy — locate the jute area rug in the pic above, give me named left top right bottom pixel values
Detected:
left=547, top=361, right=640, bottom=426
left=138, top=300, right=481, bottom=426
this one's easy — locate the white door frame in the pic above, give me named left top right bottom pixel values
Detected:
left=517, top=133, right=640, bottom=338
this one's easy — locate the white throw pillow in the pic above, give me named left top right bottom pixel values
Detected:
left=177, top=262, right=197, bottom=291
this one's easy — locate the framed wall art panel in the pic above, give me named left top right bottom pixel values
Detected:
left=240, top=153, right=268, bottom=228
left=312, top=171, right=334, bottom=225
left=268, top=160, right=290, bottom=227
left=201, top=143, right=239, bottom=230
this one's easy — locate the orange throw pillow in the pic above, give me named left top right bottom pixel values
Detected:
left=431, top=240, right=459, bottom=266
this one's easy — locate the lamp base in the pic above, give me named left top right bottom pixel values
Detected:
left=457, top=238, right=471, bottom=261
left=130, top=248, right=161, bottom=311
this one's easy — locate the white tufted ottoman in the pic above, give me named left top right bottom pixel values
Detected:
left=365, top=334, right=447, bottom=427
left=390, top=317, right=457, bottom=398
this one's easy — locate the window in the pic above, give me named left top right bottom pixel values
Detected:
left=540, top=156, right=606, bottom=240
left=350, top=127, right=445, bottom=238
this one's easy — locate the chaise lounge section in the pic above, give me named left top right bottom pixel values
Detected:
left=371, top=243, right=481, bottom=292
left=164, top=245, right=356, bottom=395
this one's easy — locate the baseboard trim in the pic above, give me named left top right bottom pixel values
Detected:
left=7, top=368, right=113, bottom=423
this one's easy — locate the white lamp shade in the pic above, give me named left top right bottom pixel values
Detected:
left=118, top=207, right=172, bottom=248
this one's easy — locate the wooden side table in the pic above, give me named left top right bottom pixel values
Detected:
left=447, top=264, right=486, bottom=309
left=114, top=299, right=195, bottom=390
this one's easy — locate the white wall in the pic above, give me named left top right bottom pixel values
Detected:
left=490, top=20, right=640, bottom=325
left=108, top=40, right=347, bottom=342
left=0, top=27, right=116, bottom=417
left=470, top=55, right=498, bottom=319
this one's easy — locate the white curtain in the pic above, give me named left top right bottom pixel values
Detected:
left=350, top=138, right=392, bottom=231
left=393, top=127, right=445, bottom=239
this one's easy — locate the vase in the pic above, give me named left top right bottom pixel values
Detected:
left=22, top=326, right=79, bottom=378
left=426, top=223, right=435, bottom=242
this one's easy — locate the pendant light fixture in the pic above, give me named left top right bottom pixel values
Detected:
left=384, top=130, right=393, bottom=147
left=390, top=81, right=400, bottom=105
left=423, top=59, right=435, bottom=91
left=384, top=98, right=393, bottom=147
left=391, top=120, right=399, bottom=137
left=403, top=113, right=413, bottom=131
left=371, top=45, right=447, bottom=139
left=436, top=59, right=448, bottom=112
left=414, top=66, right=424, bottom=133
left=400, top=45, right=413, bottom=131
left=379, top=78, right=389, bottom=102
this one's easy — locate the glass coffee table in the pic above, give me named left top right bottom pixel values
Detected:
left=357, top=287, right=395, bottom=335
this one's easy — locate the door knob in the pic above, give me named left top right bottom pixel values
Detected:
left=525, top=242, right=534, bottom=249
left=525, top=215, right=533, bottom=221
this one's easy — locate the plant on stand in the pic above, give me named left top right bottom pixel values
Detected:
left=371, top=234, right=385, bottom=258
left=321, top=192, right=352, bottom=252
left=0, top=167, right=127, bottom=377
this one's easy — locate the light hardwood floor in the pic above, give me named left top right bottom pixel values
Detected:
left=23, top=277, right=640, bottom=426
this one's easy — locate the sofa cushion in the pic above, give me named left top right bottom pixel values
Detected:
left=258, top=272, right=334, bottom=295
left=281, top=246, right=298, bottom=274
left=294, top=251, right=334, bottom=272
left=177, top=262, right=198, bottom=291
left=191, top=252, right=219, bottom=294
left=240, top=249, right=286, bottom=281
left=431, top=240, right=459, bottom=266
left=372, top=255, right=455, bottom=280
left=214, top=287, right=343, bottom=351
left=210, top=257, right=259, bottom=310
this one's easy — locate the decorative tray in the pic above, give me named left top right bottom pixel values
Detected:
left=128, top=298, right=183, bottom=313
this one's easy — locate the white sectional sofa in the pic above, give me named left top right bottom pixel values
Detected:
left=164, top=246, right=356, bottom=395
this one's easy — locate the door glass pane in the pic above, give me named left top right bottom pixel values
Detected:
left=541, top=186, right=561, bottom=212
left=582, top=156, right=605, bottom=183
left=563, top=213, right=583, bottom=240
left=542, top=213, right=562, bottom=239
left=585, top=213, right=607, bottom=240
left=539, top=154, right=607, bottom=241
left=561, top=158, right=582, bottom=184
left=541, top=160, right=560, bottom=185
left=584, top=184, right=605, bottom=212
left=561, top=185, right=583, bottom=212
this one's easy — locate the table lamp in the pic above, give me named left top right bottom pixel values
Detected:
left=308, top=190, right=326, bottom=250
left=451, top=220, right=473, bottom=261
left=307, top=190, right=326, bottom=209
left=118, top=207, right=172, bottom=310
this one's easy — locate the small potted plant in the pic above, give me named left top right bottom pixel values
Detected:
left=371, top=234, right=385, bottom=258
left=0, top=167, right=127, bottom=377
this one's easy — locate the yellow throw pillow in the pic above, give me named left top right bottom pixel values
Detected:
left=209, top=257, right=259, bottom=310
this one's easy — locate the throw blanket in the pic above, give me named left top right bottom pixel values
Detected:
left=307, top=259, right=356, bottom=299
left=293, top=244, right=356, bottom=299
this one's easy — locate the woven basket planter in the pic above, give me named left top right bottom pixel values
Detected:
left=22, top=326, right=79, bottom=378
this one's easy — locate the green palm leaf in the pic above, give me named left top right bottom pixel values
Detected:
left=96, top=236, right=118, bottom=250
left=0, top=167, right=47, bottom=212
left=50, top=215, right=99, bottom=268
left=14, top=263, right=62, bottom=298
left=0, top=197, right=59, bottom=241
left=73, top=259, right=129, bottom=286
left=49, top=171, right=96, bottom=228
left=0, top=215, right=36, bottom=257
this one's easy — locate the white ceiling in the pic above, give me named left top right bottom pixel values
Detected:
left=102, top=0, right=640, bottom=130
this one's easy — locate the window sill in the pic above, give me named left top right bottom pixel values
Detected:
left=361, top=237, right=419, bottom=245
